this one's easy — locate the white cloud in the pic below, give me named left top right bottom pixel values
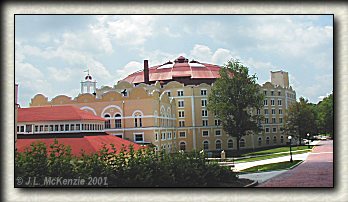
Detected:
left=190, top=44, right=213, bottom=62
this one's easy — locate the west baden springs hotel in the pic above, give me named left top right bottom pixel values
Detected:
left=17, top=56, right=297, bottom=155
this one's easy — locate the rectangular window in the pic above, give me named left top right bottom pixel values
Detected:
left=34, top=126, right=38, bottom=132
left=202, top=110, right=208, bottom=117
left=271, top=91, right=274, bottom=96
left=161, top=132, right=165, bottom=140
left=202, top=130, right=209, bottom=137
left=60, top=124, right=64, bottom=131
left=278, top=99, right=282, bottom=106
left=179, top=120, right=185, bottom=127
left=20, top=126, right=24, bottom=132
left=44, top=125, right=49, bottom=132
left=271, top=99, right=275, bottom=106
left=76, top=124, right=80, bottom=130
left=215, top=119, right=221, bottom=126
left=177, top=90, right=184, bottom=96
left=173, top=132, right=176, bottom=139
left=278, top=91, right=281, bottom=96
left=272, top=109, right=276, bottom=114
left=279, top=109, right=283, bottom=114
left=265, top=127, right=270, bottom=133
left=179, top=131, right=186, bottom=138
left=155, top=133, right=158, bottom=141
left=134, top=134, right=144, bottom=142
left=215, top=130, right=221, bottom=136
left=178, top=111, right=185, bottom=118
left=65, top=124, right=69, bottom=131
left=272, top=127, right=277, bottom=133
left=272, top=118, right=276, bottom=123
left=264, top=99, right=268, bottom=106
left=201, top=89, right=207, bottom=96
left=201, top=99, right=207, bottom=107
left=279, top=118, right=283, bottom=123
left=70, top=124, right=75, bottom=131
left=264, top=109, right=269, bottom=114
left=49, top=125, right=53, bottom=131
left=202, top=120, right=208, bottom=126
left=167, top=91, right=171, bottom=97
left=26, top=125, right=32, bottom=133
left=178, top=100, right=184, bottom=108
left=168, top=132, right=172, bottom=140
left=264, top=90, right=267, bottom=95
left=39, top=125, right=43, bottom=132
left=265, top=118, right=269, bottom=124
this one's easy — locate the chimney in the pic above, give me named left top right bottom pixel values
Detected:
left=144, top=60, right=149, bottom=84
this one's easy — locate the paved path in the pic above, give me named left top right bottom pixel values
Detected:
left=257, top=140, right=333, bottom=187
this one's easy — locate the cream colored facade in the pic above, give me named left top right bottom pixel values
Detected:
left=29, top=71, right=296, bottom=154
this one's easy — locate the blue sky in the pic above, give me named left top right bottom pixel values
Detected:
left=15, top=15, right=333, bottom=107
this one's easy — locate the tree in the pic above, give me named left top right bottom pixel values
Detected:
left=284, top=97, right=317, bottom=145
left=316, top=93, right=333, bottom=137
left=208, top=59, right=263, bottom=154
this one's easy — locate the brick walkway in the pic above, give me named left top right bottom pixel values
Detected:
left=257, top=140, right=333, bottom=187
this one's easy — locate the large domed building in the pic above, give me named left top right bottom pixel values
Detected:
left=28, top=56, right=297, bottom=155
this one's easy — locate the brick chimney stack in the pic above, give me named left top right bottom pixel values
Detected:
left=144, top=60, right=149, bottom=84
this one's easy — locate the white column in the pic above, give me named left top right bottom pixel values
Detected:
left=191, top=87, right=196, bottom=150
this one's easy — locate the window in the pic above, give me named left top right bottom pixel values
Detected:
left=177, top=90, right=184, bottom=96
left=202, top=110, right=208, bottom=117
left=216, top=140, right=222, bottom=150
left=202, top=120, right=208, bottom=126
left=65, top=124, right=69, bottom=131
left=257, top=109, right=260, bottom=115
left=134, top=134, right=144, bottom=142
left=26, top=125, right=32, bottom=133
left=272, top=127, right=277, bottom=133
left=215, top=130, right=221, bottom=136
left=278, top=99, right=282, bottom=106
left=215, top=119, right=221, bottom=126
left=49, top=125, right=53, bottom=131
left=264, top=109, right=269, bottom=114
left=272, top=109, right=275, bottom=114
left=228, top=139, right=233, bottom=149
left=76, top=124, right=80, bottom=130
left=265, top=118, right=269, bottom=124
left=179, top=131, right=186, bottom=138
left=271, top=91, right=274, bottom=96
left=104, top=114, right=111, bottom=129
left=264, top=90, right=267, bottom=95
left=240, top=139, right=245, bottom=148
left=278, top=91, right=281, bottom=96
left=279, top=109, right=283, bottom=114
left=179, top=120, right=185, bottom=127
left=155, top=133, right=158, bottom=141
left=203, top=141, right=209, bottom=150
left=20, top=126, right=24, bottom=132
left=265, top=127, right=270, bottom=133
left=280, top=136, right=284, bottom=143
left=40, top=125, right=43, bottom=132
left=34, top=126, right=38, bottom=132
left=266, top=137, right=270, bottom=145
left=273, top=136, right=277, bottom=144
left=258, top=137, right=262, bottom=146
left=279, top=118, right=283, bottom=123
left=115, top=114, right=122, bottom=128
left=178, top=100, right=184, bottom=108
left=202, top=130, right=209, bottom=137
left=272, top=118, right=276, bottom=124
left=179, top=142, right=186, bottom=151
left=44, top=125, right=48, bottom=132
left=70, top=124, right=75, bottom=131
left=271, top=99, right=275, bottom=106
left=114, top=134, right=123, bottom=139
left=134, top=112, right=142, bottom=127
left=173, top=132, right=176, bottom=139
left=264, top=99, right=268, bottom=106
left=167, top=91, right=171, bottom=97
left=161, top=132, right=166, bottom=140
left=178, top=111, right=185, bottom=118
left=167, top=132, right=172, bottom=140
left=201, top=99, right=207, bottom=107
left=201, top=89, right=207, bottom=96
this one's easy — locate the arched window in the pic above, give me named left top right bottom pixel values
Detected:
left=115, top=114, right=122, bottom=128
left=273, top=136, right=277, bottom=144
left=215, top=140, right=222, bottom=150
left=203, top=140, right=209, bottom=151
left=239, top=139, right=245, bottom=148
left=227, top=139, right=233, bottom=149
left=258, top=137, right=262, bottom=146
left=280, top=136, right=284, bottom=144
left=133, top=111, right=143, bottom=128
left=179, top=142, right=186, bottom=151
left=266, top=137, right=270, bottom=145
left=104, top=114, right=111, bottom=129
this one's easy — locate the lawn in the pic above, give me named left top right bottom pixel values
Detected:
left=241, top=145, right=313, bottom=157
left=240, top=160, right=302, bottom=173
left=234, top=150, right=309, bottom=163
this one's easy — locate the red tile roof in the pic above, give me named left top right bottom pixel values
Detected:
left=16, top=135, right=143, bottom=156
left=18, top=105, right=105, bottom=122
left=122, top=56, right=222, bottom=84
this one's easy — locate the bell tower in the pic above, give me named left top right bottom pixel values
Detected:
left=80, top=69, right=97, bottom=94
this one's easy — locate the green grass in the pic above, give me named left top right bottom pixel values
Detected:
left=241, top=145, right=313, bottom=157
left=235, top=150, right=309, bottom=163
left=240, top=160, right=302, bottom=173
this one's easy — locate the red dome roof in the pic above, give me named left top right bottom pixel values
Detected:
left=122, top=56, right=222, bottom=85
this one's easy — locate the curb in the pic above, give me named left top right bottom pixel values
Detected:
left=244, top=180, right=258, bottom=187
left=288, top=160, right=303, bottom=169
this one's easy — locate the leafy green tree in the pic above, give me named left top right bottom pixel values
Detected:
left=284, top=97, right=317, bottom=145
left=316, top=93, right=333, bottom=137
left=208, top=59, right=264, bottom=154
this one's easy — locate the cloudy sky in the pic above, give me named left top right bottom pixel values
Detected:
left=15, top=15, right=333, bottom=107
